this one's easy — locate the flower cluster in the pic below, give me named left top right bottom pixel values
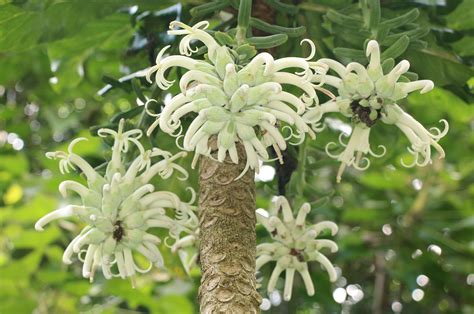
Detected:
left=146, top=21, right=326, bottom=177
left=256, top=196, right=338, bottom=301
left=304, top=40, right=448, bottom=182
left=35, top=120, right=197, bottom=286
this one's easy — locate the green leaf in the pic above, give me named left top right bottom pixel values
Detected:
left=246, top=34, right=288, bottom=49
left=405, top=48, right=474, bottom=87
left=156, top=295, right=194, bottom=314
left=381, top=35, right=409, bottom=60
left=452, top=36, right=474, bottom=57
left=250, top=18, right=306, bottom=37
left=0, top=251, right=43, bottom=280
left=1, top=194, right=57, bottom=224
left=408, top=87, right=474, bottom=123
left=264, top=0, right=299, bottom=14
left=0, top=154, right=28, bottom=176
left=46, top=13, right=133, bottom=92
left=333, top=47, right=366, bottom=62
left=358, top=170, right=409, bottom=190
left=215, top=31, right=236, bottom=46
left=363, top=0, right=381, bottom=30
left=379, top=9, right=419, bottom=30
left=13, top=226, right=61, bottom=249
left=381, top=58, right=395, bottom=73
left=238, top=0, right=252, bottom=30
left=0, top=5, right=42, bottom=52
left=47, top=14, right=132, bottom=58
left=342, top=207, right=390, bottom=224
left=131, top=79, right=147, bottom=103
left=446, top=0, right=474, bottom=31
left=110, top=106, right=144, bottom=124
left=190, top=0, right=230, bottom=18
left=235, top=44, right=257, bottom=60
left=326, top=10, right=363, bottom=29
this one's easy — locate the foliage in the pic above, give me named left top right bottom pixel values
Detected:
left=0, top=0, right=473, bottom=313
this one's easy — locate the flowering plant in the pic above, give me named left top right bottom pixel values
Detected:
left=35, top=120, right=197, bottom=286
left=146, top=21, right=328, bottom=177
left=256, top=196, right=338, bottom=301
left=304, top=40, right=448, bottom=182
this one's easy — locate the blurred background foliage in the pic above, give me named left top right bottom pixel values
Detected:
left=0, top=0, right=473, bottom=313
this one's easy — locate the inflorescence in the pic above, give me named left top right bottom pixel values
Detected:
left=256, top=197, right=338, bottom=301
left=35, top=120, right=197, bottom=286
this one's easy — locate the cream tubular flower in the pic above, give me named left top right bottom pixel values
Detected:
left=36, top=119, right=196, bottom=286
left=305, top=40, right=448, bottom=181
left=256, top=196, right=338, bottom=301
left=325, top=125, right=386, bottom=183
left=146, top=21, right=323, bottom=177
left=382, top=104, right=448, bottom=167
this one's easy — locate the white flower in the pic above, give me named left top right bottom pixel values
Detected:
left=304, top=40, right=448, bottom=182
left=256, top=196, right=338, bottom=301
left=146, top=21, right=323, bottom=178
left=35, top=119, right=197, bottom=286
left=170, top=227, right=199, bottom=275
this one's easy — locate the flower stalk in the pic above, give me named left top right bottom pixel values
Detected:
left=198, top=138, right=261, bottom=313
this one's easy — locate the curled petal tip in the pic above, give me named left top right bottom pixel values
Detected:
left=421, top=81, right=434, bottom=93
left=366, top=40, right=379, bottom=57
left=34, top=222, right=44, bottom=231
left=397, top=60, right=410, bottom=74
left=58, top=182, right=68, bottom=198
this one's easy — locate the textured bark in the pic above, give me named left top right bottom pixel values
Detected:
left=198, top=138, right=261, bottom=313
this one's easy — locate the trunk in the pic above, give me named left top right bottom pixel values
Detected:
left=198, top=138, right=261, bottom=313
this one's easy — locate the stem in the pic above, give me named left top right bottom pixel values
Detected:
left=372, top=252, right=387, bottom=314
left=198, top=138, right=261, bottom=312
left=295, top=138, right=307, bottom=201
left=236, top=0, right=252, bottom=46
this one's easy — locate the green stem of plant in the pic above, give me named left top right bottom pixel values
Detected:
left=236, top=26, right=247, bottom=46
left=298, top=3, right=330, bottom=13
left=236, top=0, right=252, bottom=46
left=295, top=137, right=308, bottom=205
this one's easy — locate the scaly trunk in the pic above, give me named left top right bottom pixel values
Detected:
left=198, top=138, right=261, bottom=313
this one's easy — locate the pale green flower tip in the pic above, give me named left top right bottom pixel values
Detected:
left=34, top=222, right=44, bottom=232
left=366, top=40, right=380, bottom=57
left=257, top=196, right=338, bottom=299
left=420, top=80, right=434, bottom=94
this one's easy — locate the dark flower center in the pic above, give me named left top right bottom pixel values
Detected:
left=350, top=99, right=381, bottom=127
left=290, top=248, right=305, bottom=262
left=113, top=220, right=125, bottom=241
